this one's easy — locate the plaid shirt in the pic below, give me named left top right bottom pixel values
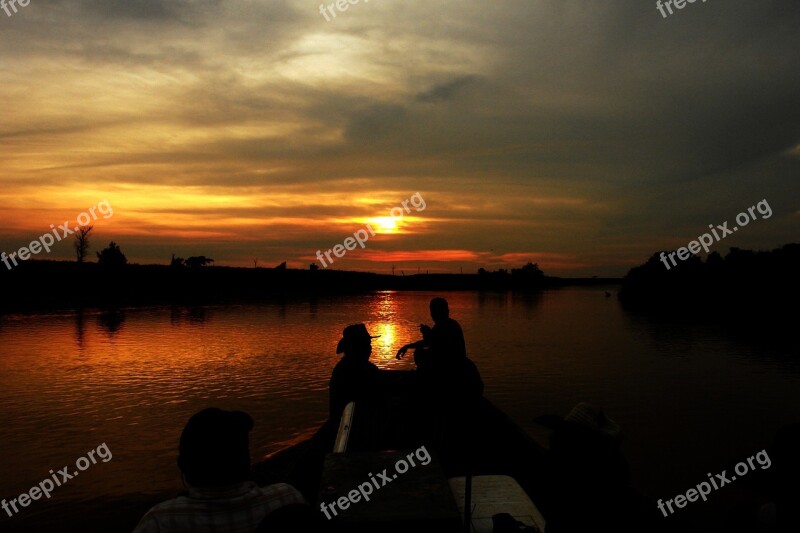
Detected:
left=133, top=482, right=306, bottom=533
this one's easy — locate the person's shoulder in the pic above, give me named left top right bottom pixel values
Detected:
left=331, top=357, right=350, bottom=374
left=144, top=494, right=192, bottom=513
left=253, top=482, right=307, bottom=505
left=132, top=495, right=191, bottom=532
left=446, top=317, right=463, bottom=330
left=352, top=359, right=380, bottom=375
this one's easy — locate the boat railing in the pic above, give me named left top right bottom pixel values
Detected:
left=333, top=401, right=355, bottom=453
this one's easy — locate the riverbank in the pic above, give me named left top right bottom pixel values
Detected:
left=0, top=259, right=620, bottom=313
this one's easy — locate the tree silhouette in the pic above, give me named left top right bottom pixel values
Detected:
left=512, top=262, right=544, bottom=279
left=184, top=256, right=214, bottom=268
left=97, top=242, right=127, bottom=269
left=74, top=225, right=93, bottom=263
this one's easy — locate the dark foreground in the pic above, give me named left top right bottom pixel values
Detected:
left=2, top=370, right=674, bottom=532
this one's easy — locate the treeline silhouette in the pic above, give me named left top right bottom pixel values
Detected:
left=0, top=252, right=616, bottom=312
left=619, top=243, right=800, bottom=321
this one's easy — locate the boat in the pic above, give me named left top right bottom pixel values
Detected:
left=251, top=370, right=675, bottom=532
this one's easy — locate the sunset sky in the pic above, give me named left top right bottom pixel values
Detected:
left=1, top=0, right=798, bottom=276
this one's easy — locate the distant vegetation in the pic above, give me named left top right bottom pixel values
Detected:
left=97, top=242, right=128, bottom=270
left=0, top=244, right=617, bottom=312
left=74, top=226, right=93, bottom=263
left=171, top=255, right=215, bottom=268
left=477, top=262, right=546, bottom=290
left=619, top=243, right=799, bottom=321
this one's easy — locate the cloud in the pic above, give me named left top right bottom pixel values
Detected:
left=415, top=76, right=479, bottom=103
left=0, top=0, right=798, bottom=275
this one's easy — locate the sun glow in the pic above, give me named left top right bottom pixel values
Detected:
left=368, top=216, right=400, bottom=234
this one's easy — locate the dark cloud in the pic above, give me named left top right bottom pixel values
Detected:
left=83, top=0, right=185, bottom=21
left=415, top=76, right=478, bottom=103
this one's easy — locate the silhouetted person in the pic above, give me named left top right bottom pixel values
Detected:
left=329, top=324, right=382, bottom=421
left=396, top=297, right=482, bottom=399
left=541, top=403, right=669, bottom=533
left=133, top=408, right=307, bottom=533
left=396, top=297, right=466, bottom=368
left=394, top=299, right=482, bottom=463
left=737, top=422, right=800, bottom=533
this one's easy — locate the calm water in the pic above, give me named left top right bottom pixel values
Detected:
left=1, top=288, right=798, bottom=530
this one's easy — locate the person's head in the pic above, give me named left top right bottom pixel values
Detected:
left=336, top=324, right=379, bottom=360
left=430, top=297, right=450, bottom=322
left=177, top=408, right=254, bottom=488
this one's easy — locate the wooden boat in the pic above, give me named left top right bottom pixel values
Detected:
left=450, top=475, right=546, bottom=532
left=252, top=370, right=675, bottom=532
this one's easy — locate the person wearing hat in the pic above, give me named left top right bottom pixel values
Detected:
left=329, top=323, right=382, bottom=421
left=537, top=403, right=671, bottom=533
left=133, top=408, right=308, bottom=533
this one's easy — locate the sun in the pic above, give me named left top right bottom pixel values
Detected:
left=368, top=216, right=400, bottom=234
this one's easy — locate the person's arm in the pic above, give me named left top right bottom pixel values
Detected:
left=396, top=339, right=426, bottom=359
left=396, top=322, right=436, bottom=359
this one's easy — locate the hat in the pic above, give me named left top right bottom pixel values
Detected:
left=565, top=402, right=621, bottom=441
left=533, top=402, right=622, bottom=443
left=336, top=323, right=380, bottom=354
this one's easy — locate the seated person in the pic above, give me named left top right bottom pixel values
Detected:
left=329, top=323, right=383, bottom=421
left=396, top=297, right=466, bottom=369
left=542, top=403, right=668, bottom=533
left=133, top=408, right=307, bottom=533
left=396, top=298, right=482, bottom=398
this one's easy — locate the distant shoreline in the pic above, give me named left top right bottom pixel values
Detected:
left=0, top=259, right=620, bottom=313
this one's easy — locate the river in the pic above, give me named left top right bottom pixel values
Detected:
left=0, top=287, right=797, bottom=531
